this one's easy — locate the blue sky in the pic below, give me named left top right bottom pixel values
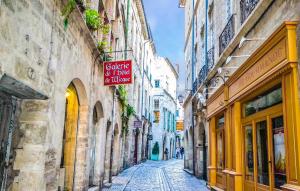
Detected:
left=143, top=0, right=185, bottom=94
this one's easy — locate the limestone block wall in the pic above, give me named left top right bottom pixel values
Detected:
left=0, top=0, right=125, bottom=190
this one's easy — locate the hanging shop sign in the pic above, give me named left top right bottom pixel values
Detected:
left=134, top=120, right=142, bottom=129
left=104, top=60, right=133, bottom=86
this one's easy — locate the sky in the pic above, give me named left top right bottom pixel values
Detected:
left=143, top=0, right=185, bottom=95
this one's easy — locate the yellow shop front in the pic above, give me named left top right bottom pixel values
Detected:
left=207, top=22, right=300, bottom=191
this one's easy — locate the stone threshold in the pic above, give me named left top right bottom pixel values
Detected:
left=183, top=168, right=194, bottom=175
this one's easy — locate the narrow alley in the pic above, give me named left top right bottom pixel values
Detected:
left=104, top=160, right=208, bottom=191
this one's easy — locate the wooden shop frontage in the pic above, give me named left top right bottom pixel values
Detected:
left=207, top=22, right=300, bottom=191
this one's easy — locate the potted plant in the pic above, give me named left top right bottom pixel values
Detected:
left=85, top=9, right=101, bottom=31
left=151, top=142, right=159, bottom=161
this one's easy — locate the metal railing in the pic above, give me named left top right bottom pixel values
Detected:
left=240, top=0, right=260, bottom=24
left=192, top=64, right=208, bottom=94
left=219, top=15, right=235, bottom=55
left=207, top=47, right=215, bottom=69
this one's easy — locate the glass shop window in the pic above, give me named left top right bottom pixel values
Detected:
left=216, top=114, right=225, bottom=172
left=244, top=85, right=282, bottom=117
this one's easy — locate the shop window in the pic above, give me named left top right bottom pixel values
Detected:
left=244, top=86, right=282, bottom=117
left=216, top=115, right=225, bottom=172
left=256, top=120, right=269, bottom=185
left=244, top=124, right=254, bottom=181
left=272, top=116, right=286, bottom=188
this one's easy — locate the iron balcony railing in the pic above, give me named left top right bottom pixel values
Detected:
left=240, top=0, right=260, bottom=24
left=192, top=64, right=209, bottom=94
left=192, top=79, right=198, bottom=94
left=207, top=47, right=215, bottom=69
left=219, top=15, right=235, bottom=55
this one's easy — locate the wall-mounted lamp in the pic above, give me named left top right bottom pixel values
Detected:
left=217, top=66, right=239, bottom=75
left=197, top=93, right=206, bottom=104
left=225, top=55, right=250, bottom=65
left=239, top=36, right=265, bottom=49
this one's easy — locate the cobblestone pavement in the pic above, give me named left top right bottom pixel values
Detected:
left=102, top=159, right=209, bottom=191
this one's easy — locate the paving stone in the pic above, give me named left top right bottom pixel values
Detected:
left=104, top=159, right=209, bottom=191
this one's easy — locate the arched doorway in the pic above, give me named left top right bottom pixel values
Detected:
left=169, top=138, right=173, bottom=159
left=89, top=101, right=104, bottom=187
left=133, top=128, right=139, bottom=164
left=184, top=130, right=189, bottom=168
left=162, top=136, right=166, bottom=160
left=60, top=79, right=88, bottom=191
left=61, top=83, right=79, bottom=191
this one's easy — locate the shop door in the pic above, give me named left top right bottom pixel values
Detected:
left=243, top=106, right=286, bottom=191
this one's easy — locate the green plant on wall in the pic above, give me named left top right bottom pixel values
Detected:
left=85, top=9, right=101, bottom=30
left=62, top=0, right=76, bottom=29
left=118, top=85, right=135, bottom=136
left=97, top=41, right=108, bottom=54
left=152, top=142, right=159, bottom=155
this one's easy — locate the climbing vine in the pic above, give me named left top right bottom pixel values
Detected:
left=61, top=0, right=76, bottom=28
left=118, top=85, right=135, bottom=136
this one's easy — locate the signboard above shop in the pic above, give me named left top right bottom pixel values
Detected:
left=104, top=60, right=133, bottom=86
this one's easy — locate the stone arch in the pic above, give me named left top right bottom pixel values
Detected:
left=89, top=101, right=104, bottom=187
left=61, top=79, right=89, bottom=191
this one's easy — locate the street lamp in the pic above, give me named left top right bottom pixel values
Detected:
left=225, top=55, right=250, bottom=65
left=239, top=36, right=265, bottom=49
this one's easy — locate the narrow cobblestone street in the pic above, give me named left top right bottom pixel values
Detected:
left=104, top=160, right=208, bottom=191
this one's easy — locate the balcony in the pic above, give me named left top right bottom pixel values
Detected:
left=240, top=0, right=260, bottom=24
left=207, top=47, right=215, bottom=69
left=192, top=65, right=208, bottom=94
left=219, top=15, right=235, bottom=55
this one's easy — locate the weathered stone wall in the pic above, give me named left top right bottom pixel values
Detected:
left=0, top=0, right=124, bottom=190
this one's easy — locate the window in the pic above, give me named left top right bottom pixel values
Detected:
left=216, top=115, right=225, bottom=172
left=244, top=86, right=282, bottom=117
left=154, top=100, right=159, bottom=109
left=244, top=124, right=254, bottom=181
left=155, top=80, right=160, bottom=88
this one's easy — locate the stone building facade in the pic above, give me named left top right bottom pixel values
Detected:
left=180, top=0, right=209, bottom=180
left=0, top=0, right=157, bottom=190
left=151, top=57, right=178, bottom=161
left=181, top=0, right=300, bottom=190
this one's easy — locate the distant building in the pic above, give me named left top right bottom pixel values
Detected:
left=151, top=57, right=178, bottom=160
left=176, top=98, right=184, bottom=148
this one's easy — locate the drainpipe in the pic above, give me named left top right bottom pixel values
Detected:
left=204, top=0, right=209, bottom=181
left=124, top=0, right=131, bottom=59
left=141, top=40, right=152, bottom=119
left=141, top=40, right=152, bottom=161
left=191, top=0, right=196, bottom=175
left=205, top=0, right=208, bottom=74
